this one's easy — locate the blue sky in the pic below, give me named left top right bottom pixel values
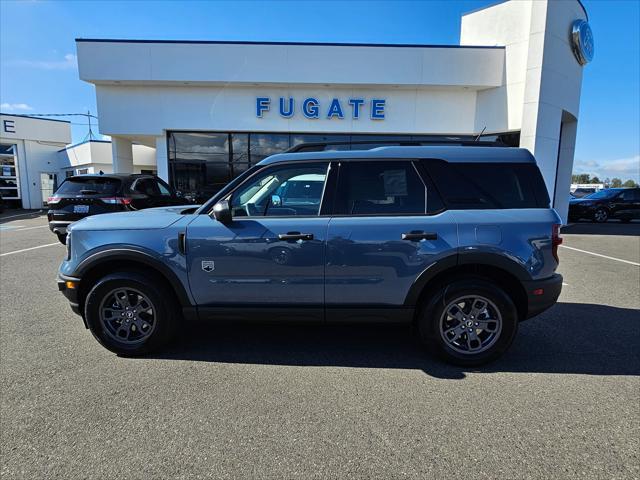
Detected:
left=1, top=0, right=638, bottom=182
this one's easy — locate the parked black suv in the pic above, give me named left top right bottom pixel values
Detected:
left=568, top=188, right=640, bottom=223
left=47, top=174, right=188, bottom=243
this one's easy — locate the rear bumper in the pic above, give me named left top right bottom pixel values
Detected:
left=522, top=274, right=563, bottom=319
left=57, top=274, right=83, bottom=317
left=48, top=220, right=72, bottom=235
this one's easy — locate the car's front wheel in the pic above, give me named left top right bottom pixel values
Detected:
left=84, top=272, right=178, bottom=355
left=593, top=208, right=609, bottom=223
left=417, top=278, right=518, bottom=366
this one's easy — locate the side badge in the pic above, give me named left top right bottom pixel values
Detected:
left=201, top=260, right=215, bottom=273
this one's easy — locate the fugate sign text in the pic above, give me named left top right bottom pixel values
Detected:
left=256, top=97, right=386, bottom=120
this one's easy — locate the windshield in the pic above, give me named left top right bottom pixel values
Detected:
left=55, top=177, right=121, bottom=195
left=584, top=189, right=618, bottom=200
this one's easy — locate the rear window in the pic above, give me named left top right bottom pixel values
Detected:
left=55, top=177, right=121, bottom=195
left=425, top=160, right=550, bottom=209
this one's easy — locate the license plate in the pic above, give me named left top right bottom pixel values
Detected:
left=73, top=205, right=90, bottom=214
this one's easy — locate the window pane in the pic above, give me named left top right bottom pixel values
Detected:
left=231, top=134, right=249, bottom=163
left=56, top=177, right=121, bottom=195
left=156, top=181, right=172, bottom=196
left=230, top=163, right=328, bottom=217
left=249, top=134, right=290, bottom=163
left=335, top=161, right=426, bottom=215
left=425, top=161, right=549, bottom=209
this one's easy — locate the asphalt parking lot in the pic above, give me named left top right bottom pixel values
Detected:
left=1, top=211, right=638, bottom=479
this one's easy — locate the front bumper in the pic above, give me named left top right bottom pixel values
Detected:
left=57, top=274, right=83, bottom=317
left=522, top=273, right=563, bottom=319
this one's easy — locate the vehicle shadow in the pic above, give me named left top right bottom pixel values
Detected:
left=0, top=209, right=45, bottom=222
left=562, top=221, right=640, bottom=237
left=151, top=302, right=640, bottom=379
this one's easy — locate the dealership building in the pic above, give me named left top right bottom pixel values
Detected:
left=75, top=0, right=590, bottom=221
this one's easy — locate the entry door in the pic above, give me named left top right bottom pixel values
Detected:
left=325, top=161, right=458, bottom=314
left=40, top=173, right=57, bottom=206
left=186, top=162, right=331, bottom=317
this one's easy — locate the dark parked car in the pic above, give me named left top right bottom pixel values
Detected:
left=568, top=188, right=640, bottom=223
left=47, top=174, right=189, bottom=243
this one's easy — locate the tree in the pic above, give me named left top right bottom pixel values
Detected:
left=571, top=173, right=591, bottom=184
left=622, top=179, right=639, bottom=188
left=590, top=176, right=601, bottom=184
left=611, top=178, right=623, bottom=187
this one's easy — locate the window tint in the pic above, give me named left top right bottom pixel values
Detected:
left=156, top=180, right=172, bottom=196
left=334, top=161, right=426, bottom=215
left=230, top=163, right=328, bottom=217
left=133, top=178, right=160, bottom=196
left=55, top=177, right=121, bottom=195
left=425, top=161, right=549, bottom=209
left=618, top=189, right=639, bottom=201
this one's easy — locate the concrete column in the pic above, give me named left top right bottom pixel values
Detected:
left=111, top=136, right=134, bottom=173
left=553, top=115, right=578, bottom=223
left=155, top=135, right=169, bottom=182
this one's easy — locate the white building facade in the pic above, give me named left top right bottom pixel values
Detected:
left=58, top=140, right=157, bottom=178
left=0, top=114, right=71, bottom=209
left=76, top=0, right=591, bottom=221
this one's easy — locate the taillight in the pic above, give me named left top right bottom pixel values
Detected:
left=552, top=223, right=563, bottom=263
left=100, top=197, right=132, bottom=206
left=47, top=196, right=61, bottom=205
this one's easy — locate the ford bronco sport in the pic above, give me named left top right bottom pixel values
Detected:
left=57, top=146, right=563, bottom=366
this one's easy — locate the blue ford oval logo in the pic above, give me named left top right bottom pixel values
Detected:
left=571, top=19, right=594, bottom=65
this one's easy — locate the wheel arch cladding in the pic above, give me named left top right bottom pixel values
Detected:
left=75, top=250, right=192, bottom=312
left=405, top=255, right=529, bottom=321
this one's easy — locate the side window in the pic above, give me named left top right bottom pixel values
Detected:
left=230, top=163, right=328, bottom=217
left=155, top=180, right=173, bottom=197
left=425, top=160, right=549, bottom=209
left=334, top=161, right=426, bottom=215
left=133, top=178, right=159, bottom=196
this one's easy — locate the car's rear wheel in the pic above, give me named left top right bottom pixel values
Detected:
left=417, top=278, right=518, bottom=366
left=593, top=208, right=609, bottom=223
left=84, top=272, right=178, bottom=355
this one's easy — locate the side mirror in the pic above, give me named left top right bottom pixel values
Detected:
left=271, top=194, right=282, bottom=207
left=211, top=199, right=232, bottom=224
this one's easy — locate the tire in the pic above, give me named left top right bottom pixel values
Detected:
left=593, top=208, right=609, bottom=223
left=84, top=271, right=179, bottom=356
left=56, top=232, right=67, bottom=245
left=417, top=278, right=518, bottom=366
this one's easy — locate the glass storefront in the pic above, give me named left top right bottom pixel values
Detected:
left=168, top=131, right=520, bottom=203
left=0, top=144, right=20, bottom=204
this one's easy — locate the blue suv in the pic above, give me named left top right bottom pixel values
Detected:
left=57, top=146, right=563, bottom=366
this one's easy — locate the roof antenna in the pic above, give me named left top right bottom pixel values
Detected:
left=474, top=126, right=486, bottom=142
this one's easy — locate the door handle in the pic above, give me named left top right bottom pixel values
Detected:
left=401, top=231, right=438, bottom=241
left=278, top=232, right=314, bottom=241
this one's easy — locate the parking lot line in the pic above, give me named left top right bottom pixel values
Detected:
left=560, top=245, right=640, bottom=267
left=0, top=225, right=49, bottom=232
left=0, top=242, right=61, bottom=257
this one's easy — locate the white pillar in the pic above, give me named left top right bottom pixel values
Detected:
left=111, top=136, right=134, bottom=173
left=155, top=135, right=169, bottom=182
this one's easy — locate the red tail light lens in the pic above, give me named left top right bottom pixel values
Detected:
left=552, top=223, right=563, bottom=263
left=100, top=197, right=132, bottom=206
left=47, top=196, right=61, bottom=205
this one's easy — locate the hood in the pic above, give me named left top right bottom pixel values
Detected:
left=569, top=197, right=595, bottom=204
left=68, top=205, right=199, bottom=232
